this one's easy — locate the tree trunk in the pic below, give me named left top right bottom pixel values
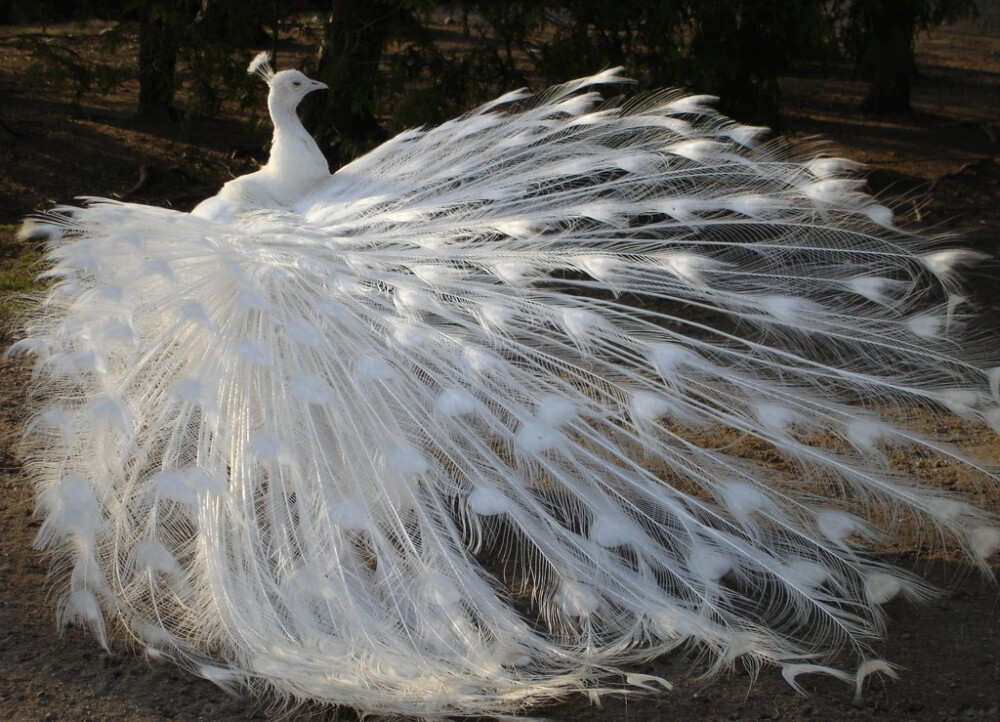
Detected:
left=689, top=0, right=782, bottom=126
left=307, top=0, right=402, bottom=167
left=0, top=113, right=15, bottom=143
left=137, top=2, right=195, bottom=119
left=858, top=0, right=917, bottom=113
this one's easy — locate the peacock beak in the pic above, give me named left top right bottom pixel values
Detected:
left=310, top=80, right=328, bottom=92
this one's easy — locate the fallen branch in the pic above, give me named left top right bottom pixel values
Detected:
left=117, top=164, right=153, bottom=200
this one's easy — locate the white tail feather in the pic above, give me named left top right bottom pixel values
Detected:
left=16, top=70, right=1000, bottom=718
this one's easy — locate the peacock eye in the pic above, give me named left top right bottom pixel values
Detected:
left=292, top=81, right=301, bottom=87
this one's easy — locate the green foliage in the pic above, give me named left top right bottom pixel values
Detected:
left=836, top=0, right=978, bottom=78
left=2, top=0, right=104, bottom=27
left=172, top=0, right=271, bottom=118
left=832, top=0, right=978, bottom=112
left=5, top=0, right=981, bottom=156
left=458, top=0, right=830, bottom=124
left=0, top=225, right=43, bottom=330
left=471, top=0, right=545, bottom=75
left=6, top=0, right=270, bottom=119
left=385, top=42, right=517, bottom=128
left=686, top=0, right=830, bottom=125
left=130, top=0, right=273, bottom=119
left=258, top=1, right=844, bottom=158
left=533, top=0, right=688, bottom=87
left=15, top=34, right=127, bottom=108
left=304, top=0, right=429, bottom=165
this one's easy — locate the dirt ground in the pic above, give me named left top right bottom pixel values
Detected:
left=1, top=7, right=1000, bottom=722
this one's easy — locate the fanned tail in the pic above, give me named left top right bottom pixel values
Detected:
left=15, top=71, right=1000, bottom=716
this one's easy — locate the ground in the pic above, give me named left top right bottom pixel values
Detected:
left=1, top=7, right=999, bottom=722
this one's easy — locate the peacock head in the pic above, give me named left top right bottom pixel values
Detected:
left=248, top=52, right=328, bottom=109
left=270, top=70, right=328, bottom=107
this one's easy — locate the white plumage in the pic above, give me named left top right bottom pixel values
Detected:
left=14, top=53, right=1000, bottom=717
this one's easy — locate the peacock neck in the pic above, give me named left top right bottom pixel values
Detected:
left=266, top=95, right=329, bottom=182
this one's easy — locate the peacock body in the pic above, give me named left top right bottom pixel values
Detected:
left=13, top=54, right=1000, bottom=717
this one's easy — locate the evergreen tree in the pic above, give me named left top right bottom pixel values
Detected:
left=839, top=0, right=977, bottom=113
